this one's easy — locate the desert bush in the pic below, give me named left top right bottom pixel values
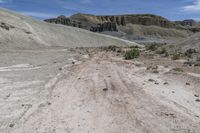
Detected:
left=157, top=47, right=167, bottom=54
left=124, top=48, right=140, bottom=60
left=100, top=45, right=119, bottom=51
left=184, top=49, right=196, bottom=58
left=156, top=47, right=169, bottom=57
left=171, top=53, right=181, bottom=60
left=194, top=62, right=200, bottom=67
left=129, top=45, right=140, bottom=49
left=146, top=44, right=158, bottom=51
left=172, top=67, right=184, bottom=72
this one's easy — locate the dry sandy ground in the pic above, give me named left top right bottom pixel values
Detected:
left=1, top=50, right=199, bottom=133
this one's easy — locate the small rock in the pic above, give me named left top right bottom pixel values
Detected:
left=194, top=94, right=199, bottom=97
left=163, top=82, right=169, bottom=85
left=155, top=82, right=159, bottom=85
left=186, top=83, right=190, bottom=85
left=9, top=124, right=14, bottom=128
left=148, top=79, right=155, bottom=82
left=58, top=68, right=62, bottom=71
left=72, top=61, right=75, bottom=64
left=172, top=91, right=175, bottom=93
left=103, top=88, right=108, bottom=91
left=195, top=115, right=199, bottom=118
left=195, top=99, right=200, bottom=102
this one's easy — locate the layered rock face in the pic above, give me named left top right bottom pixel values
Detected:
left=90, top=22, right=118, bottom=32
left=44, top=14, right=177, bottom=33
left=44, top=15, right=118, bottom=32
left=44, top=15, right=71, bottom=25
left=70, top=14, right=175, bottom=28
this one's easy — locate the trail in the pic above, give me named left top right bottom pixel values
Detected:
left=11, top=52, right=200, bottom=133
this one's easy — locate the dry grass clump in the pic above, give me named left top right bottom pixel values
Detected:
left=124, top=48, right=140, bottom=60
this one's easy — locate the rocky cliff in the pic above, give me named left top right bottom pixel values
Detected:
left=44, top=13, right=198, bottom=44
left=70, top=13, right=176, bottom=28
left=44, top=13, right=178, bottom=32
left=44, top=15, right=118, bottom=32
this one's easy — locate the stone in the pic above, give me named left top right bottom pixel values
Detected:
left=103, top=88, right=108, bottom=91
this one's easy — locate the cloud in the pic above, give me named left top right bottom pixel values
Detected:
left=20, top=11, right=57, bottom=18
left=182, top=0, right=200, bottom=12
left=0, top=0, right=8, bottom=3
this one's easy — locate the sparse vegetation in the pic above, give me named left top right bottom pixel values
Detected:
left=129, top=45, right=140, bottom=49
left=184, top=49, right=196, bottom=58
left=101, top=45, right=119, bottom=52
left=156, top=47, right=169, bottom=57
left=156, top=47, right=167, bottom=54
left=146, top=43, right=159, bottom=51
left=124, top=48, right=140, bottom=60
left=172, top=67, right=184, bottom=72
left=194, top=62, right=200, bottom=67
left=171, top=53, right=181, bottom=60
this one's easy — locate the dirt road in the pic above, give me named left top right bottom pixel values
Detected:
left=8, top=52, right=200, bottom=133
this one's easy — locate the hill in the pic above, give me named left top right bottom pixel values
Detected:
left=0, top=8, right=137, bottom=49
left=178, top=32, right=200, bottom=50
left=45, top=13, right=196, bottom=44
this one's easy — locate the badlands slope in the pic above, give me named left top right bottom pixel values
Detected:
left=0, top=8, right=138, bottom=49
left=178, top=32, right=200, bottom=50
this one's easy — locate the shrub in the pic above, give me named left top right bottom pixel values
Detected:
left=146, top=44, right=158, bottom=51
left=194, top=62, right=200, bottom=67
left=101, top=45, right=119, bottom=52
left=146, top=43, right=162, bottom=51
left=156, top=47, right=168, bottom=55
left=172, top=68, right=184, bottom=72
left=124, top=48, right=140, bottom=60
left=184, top=49, right=196, bottom=58
left=172, top=53, right=181, bottom=60
left=129, top=45, right=140, bottom=49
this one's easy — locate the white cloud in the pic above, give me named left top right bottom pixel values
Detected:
left=20, top=11, right=57, bottom=18
left=183, top=0, right=200, bottom=12
left=0, top=0, right=6, bottom=3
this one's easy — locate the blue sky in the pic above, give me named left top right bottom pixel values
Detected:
left=0, top=0, right=200, bottom=21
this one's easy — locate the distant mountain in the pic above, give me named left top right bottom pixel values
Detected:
left=175, top=19, right=200, bottom=27
left=45, top=13, right=176, bottom=31
left=45, top=13, right=199, bottom=44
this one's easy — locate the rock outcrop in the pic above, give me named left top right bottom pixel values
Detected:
left=0, top=22, right=14, bottom=30
left=70, top=13, right=175, bottom=28
left=44, top=15, right=71, bottom=25
left=90, top=22, right=118, bottom=32
left=45, top=15, right=118, bottom=32
left=45, top=13, right=178, bottom=33
left=44, top=13, right=198, bottom=44
left=175, top=19, right=198, bottom=27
